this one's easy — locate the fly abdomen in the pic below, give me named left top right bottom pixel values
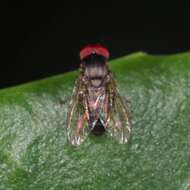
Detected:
left=91, top=118, right=106, bottom=136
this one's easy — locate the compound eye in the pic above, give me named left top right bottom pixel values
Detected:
left=79, top=44, right=110, bottom=60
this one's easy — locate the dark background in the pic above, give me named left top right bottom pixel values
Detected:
left=2, top=1, right=190, bottom=89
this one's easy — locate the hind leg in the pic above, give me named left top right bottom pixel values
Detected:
left=76, top=111, right=89, bottom=134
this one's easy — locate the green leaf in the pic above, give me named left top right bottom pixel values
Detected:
left=0, top=52, right=190, bottom=190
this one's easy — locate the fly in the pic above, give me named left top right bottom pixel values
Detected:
left=66, top=44, right=131, bottom=146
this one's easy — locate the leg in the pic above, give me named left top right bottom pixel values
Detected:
left=76, top=112, right=88, bottom=134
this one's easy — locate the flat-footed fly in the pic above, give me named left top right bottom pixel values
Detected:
left=67, top=44, right=131, bottom=146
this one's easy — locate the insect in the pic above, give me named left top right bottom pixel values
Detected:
left=66, top=44, right=131, bottom=146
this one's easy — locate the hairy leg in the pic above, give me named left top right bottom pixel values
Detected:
left=76, top=112, right=88, bottom=134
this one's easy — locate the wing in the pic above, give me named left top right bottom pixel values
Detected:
left=106, top=73, right=132, bottom=144
left=66, top=76, right=90, bottom=146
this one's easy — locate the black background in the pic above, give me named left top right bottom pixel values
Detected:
left=2, top=1, right=190, bottom=89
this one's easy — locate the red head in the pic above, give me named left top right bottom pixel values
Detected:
left=79, top=44, right=110, bottom=61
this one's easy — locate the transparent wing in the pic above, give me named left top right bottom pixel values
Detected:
left=106, top=74, right=132, bottom=144
left=66, top=76, right=90, bottom=146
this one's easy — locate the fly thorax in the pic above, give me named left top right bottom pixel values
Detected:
left=84, top=62, right=108, bottom=88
